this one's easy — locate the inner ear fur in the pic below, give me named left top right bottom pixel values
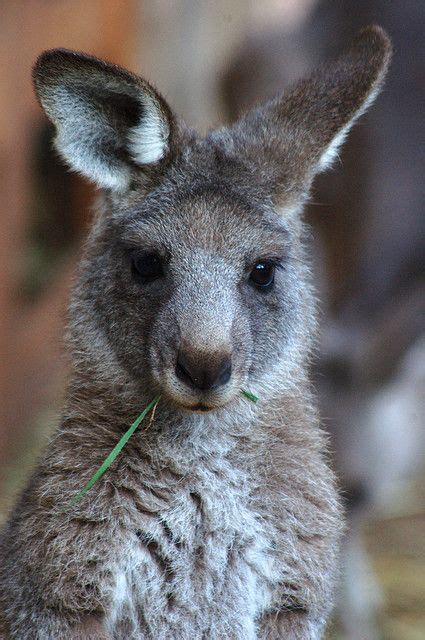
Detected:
left=33, top=49, right=177, bottom=191
left=225, top=25, right=392, bottom=200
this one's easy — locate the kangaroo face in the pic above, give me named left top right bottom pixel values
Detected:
left=85, top=160, right=305, bottom=412
left=33, top=28, right=391, bottom=411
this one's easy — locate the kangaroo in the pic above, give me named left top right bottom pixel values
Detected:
left=0, top=26, right=391, bottom=640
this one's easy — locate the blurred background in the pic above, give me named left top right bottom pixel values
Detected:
left=0, top=2, right=423, bottom=638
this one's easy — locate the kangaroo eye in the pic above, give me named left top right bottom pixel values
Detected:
left=249, top=261, right=275, bottom=289
left=132, top=252, right=164, bottom=284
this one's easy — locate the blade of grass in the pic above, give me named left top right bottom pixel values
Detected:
left=64, top=395, right=161, bottom=510
left=63, top=390, right=256, bottom=512
left=242, top=389, right=258, bottom=403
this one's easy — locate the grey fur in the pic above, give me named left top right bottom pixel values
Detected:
left=0, top=26, right=391, bottom=639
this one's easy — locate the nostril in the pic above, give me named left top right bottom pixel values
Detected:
left=175, top=352, right=197, bottom=387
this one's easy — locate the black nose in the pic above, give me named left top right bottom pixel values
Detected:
left=175, top=350, right=232, bottom=391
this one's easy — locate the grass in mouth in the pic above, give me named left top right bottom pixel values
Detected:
left=64, top=389, right=258, bottom=510
left=241, top=389, right=258, bottom=403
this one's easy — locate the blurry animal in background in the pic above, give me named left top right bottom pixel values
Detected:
left=0, top=27, right=390, bottom=639
left=221, top=1, right=424, bottom=637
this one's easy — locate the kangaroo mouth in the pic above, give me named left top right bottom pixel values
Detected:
left=178, top=401, right=218, bottom=413
left=187, top=403, right=213, bottom=412
left=168, top=392, right=234, bottom=413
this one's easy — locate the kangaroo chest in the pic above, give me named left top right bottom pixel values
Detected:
left=107, top=459, right=279, bottom=639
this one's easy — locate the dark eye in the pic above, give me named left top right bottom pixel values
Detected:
left=249, top=260, right=275, bottom=289
left=131, top=252, right=164, bottom=284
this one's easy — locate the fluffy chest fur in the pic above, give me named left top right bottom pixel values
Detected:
left=106, top=450, right=279, bottom=639
left=0, top=398, right=340, bottom=640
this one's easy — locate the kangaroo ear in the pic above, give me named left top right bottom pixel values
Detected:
left=226, top=26, right=392, bottom=201
left=33, top=49, right=176, bottom=191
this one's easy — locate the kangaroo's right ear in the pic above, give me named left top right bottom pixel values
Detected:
left=33, top=49, right=177, bottom=191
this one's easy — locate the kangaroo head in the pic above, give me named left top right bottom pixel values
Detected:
left=33, top=26, right=391, bottom=412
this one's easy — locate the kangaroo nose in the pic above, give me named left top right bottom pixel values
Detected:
left=175, top=350, right=232, bottom=391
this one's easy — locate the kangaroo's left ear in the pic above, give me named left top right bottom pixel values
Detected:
left=224, top=25, right=392, bottom=202
left=33, top=49, right=177, bottom=191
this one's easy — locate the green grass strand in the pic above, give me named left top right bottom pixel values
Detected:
left=241, top=389, right=258, bottom=403
left=64, top=389, right=257, bottom=511
left=65, top=395, right=161, bottom=509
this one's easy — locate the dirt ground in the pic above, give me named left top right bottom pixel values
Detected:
left=328, top=477, right=425, bottom=640
left=365, top=501, right=425, bottom=638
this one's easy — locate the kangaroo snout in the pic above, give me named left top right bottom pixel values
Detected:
left=175, top=348, right=232, bottom=391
